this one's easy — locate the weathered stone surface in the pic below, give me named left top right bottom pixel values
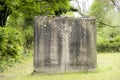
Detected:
left=34, top=17, right=96, bottom=73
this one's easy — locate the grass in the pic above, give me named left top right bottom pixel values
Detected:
left=0, top=53, right=120, bottom=80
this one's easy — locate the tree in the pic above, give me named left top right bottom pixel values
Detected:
left=88, top=0, right=113, bottom=28
left=74, top=0, right=85, bottom=16
left=111, top=0, right=120, bottom=12
left=0, top=0, right=11, bottom=27
left=0, top=0, right=70, bottom=27
left=89, top=0, right=120, bottom=52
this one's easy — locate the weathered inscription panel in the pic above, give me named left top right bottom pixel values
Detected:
left=34, top=17, right=96, bottom=73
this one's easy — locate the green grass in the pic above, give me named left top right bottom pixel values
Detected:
left=0, top=53, right=120, bottom=80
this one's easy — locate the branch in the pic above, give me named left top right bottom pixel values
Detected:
left=74, top=0, right=85, bottom=16
left=100, top=22, right=120, bottom=28
left=111, top=0, right=120, bottom=12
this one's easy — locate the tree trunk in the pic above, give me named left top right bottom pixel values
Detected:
left=0, top=1, right=11, bottom=27
left=111, top=0, right=120, bottom=12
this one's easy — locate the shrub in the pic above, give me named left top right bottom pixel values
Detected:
left=97, top=35, right=120, bottom=52
left=23, top=26, right=33, bottom=48
left=22, top=26, right=34, bottom=56
left=97, top=26, right=120, bottom=52
left=0, top=27, right=23, bottom=71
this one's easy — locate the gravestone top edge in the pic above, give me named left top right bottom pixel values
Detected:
left=34, top=16, right=96, bottom=21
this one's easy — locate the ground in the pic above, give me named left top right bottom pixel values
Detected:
left=0, top=53, right=120, bottom=80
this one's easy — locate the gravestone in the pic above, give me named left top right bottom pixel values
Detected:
left=34, top=17, right=96, bottom=73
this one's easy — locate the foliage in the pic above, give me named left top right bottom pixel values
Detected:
left=0, top=0, right=70, bottom=26
left=0, top=27, right=23, bottom=71
left=62, top=11, right=74, bottom=17
left=3, top=0, right=70, bottom=56
left=0, top=0, right=71, bottom=71
left=89, top=0, right=120, bottom=52
left=6, top=13, right=25, bottom=28
left=40, top=0, right=70, bottom=16
left=97, top=26, right=120, bottom=52
left=104, top=9, right=120, bottom=26
left=88, top=0, right=112, bottom=28
left=23, top=26, right=33, bottom=48
left=22, top=26, right=34, bottom=56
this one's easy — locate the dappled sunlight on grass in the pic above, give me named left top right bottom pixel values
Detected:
left=1, top=53, right=120, bottom=80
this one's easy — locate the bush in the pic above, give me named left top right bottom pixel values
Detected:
left=23, top=26, right=33, bottom=48
left=0, top=27, right=23, bottom=71
left=97, top=26, right=120, bottom=52
left=97, top=35, right=120, bottom=52
left=22, top=26, right=34, bottom=57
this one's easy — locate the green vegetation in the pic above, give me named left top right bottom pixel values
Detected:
left=0, top=0, right=71, bottom=71
left=0, top=53, right=120, bottom=80
left=0, top=27, right=24, bottom=71
left=97, top=26, right=120, bottom=52
left=88, top=0, right=120, bottom=52
left=0, top=0, right=70, bottom=27
left=0, top=0, right=120, bottom=76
